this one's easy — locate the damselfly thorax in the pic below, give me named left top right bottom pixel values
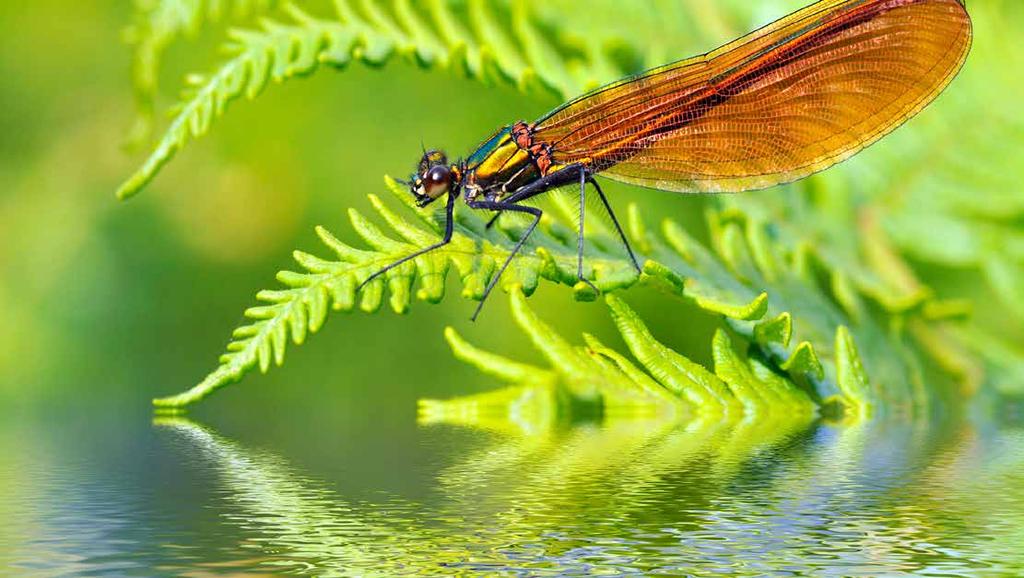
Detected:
left=462, top=122, right=568, bottom=202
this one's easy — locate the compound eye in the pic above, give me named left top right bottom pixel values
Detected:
left=423, top=165, right=451, bottom=199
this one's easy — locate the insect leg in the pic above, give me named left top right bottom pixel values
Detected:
left=576, top=168, right=599, bottom=294
left=357, top=191, right=457, bottom=292
left=485, top=212, right=502, bottom=230
left=466, top=164, right=588, bottom=318
left=482, top=166, right=575, bottom=235
left=500, top=163, right=584, bottom=204
left=484, top=163, right=577, bottom=230
left=588, top=177, right=642, bottom=274
left=498, top=163, right=604, bottom=291
left=465, top=199, right=543, bottom=321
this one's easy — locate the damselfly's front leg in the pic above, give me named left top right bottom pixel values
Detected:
left=357, top=190, right=457, bottom=292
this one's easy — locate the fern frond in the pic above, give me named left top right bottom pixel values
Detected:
left=155, top=174, right=966, bottom=412
left=118, top=0, right=739, bottom=198
left=713, top=0, right=1024, bottom=392
left=118, top=5, right=336, bottom=199
left=442, top=326, right=557, bottom=388
left=124, top=0, right=282, bottom=144
left=426, top=289, right=822, bottom=423
left=152, top=176, right=641, bottom=407
left=504, top=287, right=685, bottom=416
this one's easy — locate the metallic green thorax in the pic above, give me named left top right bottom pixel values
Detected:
left=463, top=125, right=542, bottom=201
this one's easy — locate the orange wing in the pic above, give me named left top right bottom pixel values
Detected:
left=534, top=0, right=972, bottom=193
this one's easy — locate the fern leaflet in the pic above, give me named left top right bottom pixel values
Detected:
left=154, top=178, right=961, bottom=414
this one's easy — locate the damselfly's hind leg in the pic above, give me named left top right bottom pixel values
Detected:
left=588, top=176, right=642, bottom=274
left=503, top=164, right=641, bottom=280
left=468, top=162, right=633, bottom=318
left=575, top=168, right=599, bottom=294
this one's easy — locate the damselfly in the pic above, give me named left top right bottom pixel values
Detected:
left=360, top=0, right=972, bottom=319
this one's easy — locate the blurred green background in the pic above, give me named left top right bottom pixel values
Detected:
left=0, top=0, right=753, bottom=425
left=2, top=0, right=1020, bottom=422
left=2, top=1, right=1024, bottom=575
left=1, top=0, right=544, bottom=414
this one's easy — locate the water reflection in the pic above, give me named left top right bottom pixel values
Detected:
left=152, top=403, right=1024, bottom=576
left=155, top=417, right=445, bottom=575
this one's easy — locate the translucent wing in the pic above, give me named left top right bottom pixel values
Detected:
left=534, top=0, right=972, bottom=193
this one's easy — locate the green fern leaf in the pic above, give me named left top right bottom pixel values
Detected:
left=119, top=5, right=339, bottom=199
left=426, top=289, right=820, bottom=423
left=124, top=0, right=282, bottom=145
left=116, top=1, right=562, bottom=199
left=118, top=0, right=753, bottom=198
left=443, top=326, right=557, bottom=387
left=155, top=175, right=965, bottom=412
left=134, top=1, right=1017, bottom=412
left=152, top=177, right=641, bottom=408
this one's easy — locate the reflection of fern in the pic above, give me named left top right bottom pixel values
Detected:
left=159, top=412, right=1020, bottom=575
left=153, top=415, right=872, bottom=574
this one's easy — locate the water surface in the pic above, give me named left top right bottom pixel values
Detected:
left=1, top=404, right=1022, bottom=577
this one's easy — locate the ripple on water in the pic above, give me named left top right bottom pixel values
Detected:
left=1, top=415, right=1022, bottom=576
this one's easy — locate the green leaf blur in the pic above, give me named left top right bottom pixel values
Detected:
left=2, top=0, right=1021, bottom=419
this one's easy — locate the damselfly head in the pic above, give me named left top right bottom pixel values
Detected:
left=411, top=149, right=453, bottom=207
